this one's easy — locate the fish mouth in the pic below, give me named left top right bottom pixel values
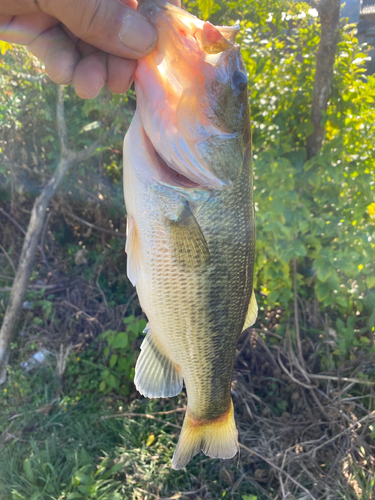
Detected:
left=139, top=115, right=202, bottom=190
left=135, top=0, right=243, bottom=190
left=154, top=150, right=202, bottom=190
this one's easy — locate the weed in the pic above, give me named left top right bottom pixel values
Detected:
left=97, top=315, right=147, bottom=396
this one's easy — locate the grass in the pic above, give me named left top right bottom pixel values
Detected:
left=0, top=361, right=263, bottom=500
left=0, top=301, right=374, bottom=500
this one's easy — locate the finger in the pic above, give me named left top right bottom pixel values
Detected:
left=38, top=0, right=157, bottom=59
left=0, top=12, right=58, bottom=44
left=107, top=54, right=137, bottom=94
left=28, top=25, right=80, bottom=85
left=72, top=51, right=108, bottom=99
left=0, top=0, right=40, bottom=16
left=77, top=39, right=98, bottom=57
left=166, top=0, right=182, bottom=6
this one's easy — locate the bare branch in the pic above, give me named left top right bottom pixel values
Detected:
left=240, top=443, right=317, bottom=500
left=56, top=85, right=70, bottom=158
left=0, top=85, right=109, bottom=383
left=63, top=209, right=126, bottom=238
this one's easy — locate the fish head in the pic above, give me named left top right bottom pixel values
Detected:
left=136, top=0, right=251, bottom=190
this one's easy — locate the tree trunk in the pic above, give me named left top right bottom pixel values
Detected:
left=0, top=86, right=101, bottom=383
left=307, top=0, right=341, bottom=159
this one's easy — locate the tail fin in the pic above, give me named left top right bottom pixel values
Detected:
left=172, top=401, right=238, bottom=470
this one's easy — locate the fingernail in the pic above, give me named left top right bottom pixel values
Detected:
left=119, top=11, right=157, bottom=54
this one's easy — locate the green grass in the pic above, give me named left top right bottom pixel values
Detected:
left=0, top=362, right=263, bottom=500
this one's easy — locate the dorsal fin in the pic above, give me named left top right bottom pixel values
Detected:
left=202, top=22, right=232, bottom=54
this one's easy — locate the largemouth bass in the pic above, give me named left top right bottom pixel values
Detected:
left=123, top=0, right=257, bottom=469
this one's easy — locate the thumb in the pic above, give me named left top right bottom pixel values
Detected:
left=38, top=0, right=157, bottom=58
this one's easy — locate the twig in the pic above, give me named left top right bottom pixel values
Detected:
left=0, top=207, right=27, bottom=235
left=145, top=408, right=185, bottom=415
left=135, top=488, right=159, bottom=500
left=100, top=411, right=182, bottom=430
left=39, top=210, right=59, bottom=280
left=293, top=257, right=304, bottom=367
left=308, top=373, right=375, bottom=386
left=0, top=274, right=14, bottom=281
left=0, top=284, right=65, bottom=293
left=63, top=209, right=126, bottom=238
left=309, top=388, right=330, bottom=422
left=239, top=443, right=317, bottom=500
left=61, top=300, right=101, bottom=324
left=0, top=244, right=16, bottom=275
left=276, top=348, right=316, bottom=389
left=117, top=291, right=137, bottom=330
left=306, top=410, right=375, bottom=455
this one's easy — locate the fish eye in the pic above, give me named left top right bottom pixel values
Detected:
left=233, top=70, right=248, bottom=92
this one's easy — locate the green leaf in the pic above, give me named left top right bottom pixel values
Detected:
left=366, top=275, right=375, bottom=289
left=316, top=282, right=330, bottom=302
left=107, top=374, right=120, bottom=388
left=23, top=459, right=35, bottom=483
left=109, top=354, right=118, bottom=368
left=359, top=336, right=370, bottom=344
left=122, top=315, right=135, bottom=324
left=316, top=262, right=333, bottom=283
left=198, top=0, right=214, bottom=20
left=112, top=332, right=129, bottom=350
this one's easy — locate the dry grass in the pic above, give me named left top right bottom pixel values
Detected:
left=234, top=329, right=375, bottom=500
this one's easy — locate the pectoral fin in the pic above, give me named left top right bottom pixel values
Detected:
left=125, top=215, right=141, bottom=286
left=134, top=324, right=183, bottom=398
left=242, top=289, right=258, bottom=331
left=167, top=204, right=209, bottom=268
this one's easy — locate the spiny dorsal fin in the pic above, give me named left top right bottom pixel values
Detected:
left=242, top=289, right=258, bottom=331
left=134, top=324, right=183, bottom=398
left=167, top=203, right=210, bottom=268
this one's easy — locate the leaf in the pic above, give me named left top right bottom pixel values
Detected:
left=112, top=332, right=129, bottom=350
left=316, top=262, right=333, bottom=283
left=122, top=315, right=135, bottom=324
left=107, top=374, right=120, bottom=388
left=146, top=433, right=156, bottom=447
left=109, top=354, right=118, bottom=369
left=316, top=282, right=330, bottom=302
left=79, top=121, right=101, bottom=133
left=23, top=458, right=35, bottom=483
left=366, top=275, right=375, bottom=289
left=198, top=0, right=214, bottom=20
left=101, top=462, right=124, bottom=480
left=0, top=41, right=13, bottom=54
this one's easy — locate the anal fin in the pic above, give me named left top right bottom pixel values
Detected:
left=242, top=289, right=258, bottom=331
left=134, top=324, right=183, bottom=398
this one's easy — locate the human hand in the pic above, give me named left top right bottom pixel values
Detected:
left=0, top=0, right=181, bottom=99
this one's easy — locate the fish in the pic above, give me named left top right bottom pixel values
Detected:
left=123, top=0, right=257, bottom=470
